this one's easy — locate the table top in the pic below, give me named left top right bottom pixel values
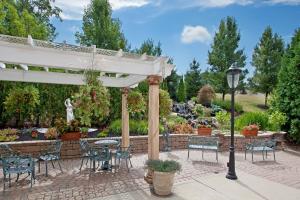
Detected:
left=94, top=139, right=119, bottom=146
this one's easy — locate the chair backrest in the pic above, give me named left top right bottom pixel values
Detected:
left=47, top=140, right=62, bottom=157
left=0, top=144, right=14, bottom=157
left=188, top=136, right=219, bottom=146
left=2, top=155, right=33, bottom=174
left=79, top=140, right=91, bottom=153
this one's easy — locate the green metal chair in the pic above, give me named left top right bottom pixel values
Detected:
left=79, top=139, right=93, bottom=171
left=89, top=147, right=112, bottom=174
left=2, top=155, right=34, bottom=190
left=114, top=145, right=133, bottom=172
left=38, top=140, right=63, bottom=176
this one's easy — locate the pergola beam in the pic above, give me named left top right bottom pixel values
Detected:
left=0, top=69, right=146, bottom=87
left=0, top=41, right=172, bottom=76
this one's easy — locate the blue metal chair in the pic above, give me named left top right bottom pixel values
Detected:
left=245, top=139, right=276, bottom=163
left=38, top=140, right=63, bottom=176
left=114, top=145, right=133, bottom=172
left=79, top=139, right=93, bottom=171
left=2, top=155, right=34, bottom=190
left=89, top=147, right=112, bottom=174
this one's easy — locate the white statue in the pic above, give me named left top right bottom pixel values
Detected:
left=64, top=98, right=74, bottom=123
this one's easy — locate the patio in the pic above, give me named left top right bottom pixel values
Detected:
left=1, top=150, right=300, bottom=199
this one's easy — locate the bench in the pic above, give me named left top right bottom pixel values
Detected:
left=187, top=136, right=219, bottom=162
left=245, top=139, right=276, bottom=163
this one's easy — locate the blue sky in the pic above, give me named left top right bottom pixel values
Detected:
left=52, top=0, right=300, bottom=76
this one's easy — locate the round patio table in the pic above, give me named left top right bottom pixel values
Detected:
left=94, top=139, right=119, bottom=170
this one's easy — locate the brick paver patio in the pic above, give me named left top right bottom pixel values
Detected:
left=0, top=150, right=300, bottom=200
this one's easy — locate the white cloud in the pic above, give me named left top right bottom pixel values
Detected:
left=55, top=0, right=150, bottom=20
left=181, top=25, right=211, bottom=44
left=265, top=0, right=300, bottom=5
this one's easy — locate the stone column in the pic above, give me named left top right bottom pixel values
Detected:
left=145, top=75, right=161, bottom=184
left=122, top=88, right=130, bottom=148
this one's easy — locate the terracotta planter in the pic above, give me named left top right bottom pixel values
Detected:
left=61, top=132, right=81, bottom=141
left=241, top=129, right=258, bottom=137
left=197, top=127, right=212, bottom=136
left=153, top=171, right=175, bottom=196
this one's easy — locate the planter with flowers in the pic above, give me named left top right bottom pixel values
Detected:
left=241, top=124, right=259, bottom=137
left=197, top=124, right=212, bottom=136
left=55, top=118, right=81, bottom=141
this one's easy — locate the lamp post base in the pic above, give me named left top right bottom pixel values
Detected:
left=226, top=172, right=237, bottom=180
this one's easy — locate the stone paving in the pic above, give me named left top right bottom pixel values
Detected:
left=0, top=150, right=300, bottom=200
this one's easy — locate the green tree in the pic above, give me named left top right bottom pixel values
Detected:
left=272, top=29, right=300, bottom=143
left=177, top=76, right=186, bottom=103
left=251, top=27, right=284, bottom=107
left=163, top=68, right=180, bottom=101
left=75, top=0, right=127, bottom=50
left=208, top=16, right=247, bottom=100
left=185, top=58, right=202, bottom=100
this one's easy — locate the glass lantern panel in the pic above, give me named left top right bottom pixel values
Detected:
left=227, top=73, right=240, bottom=89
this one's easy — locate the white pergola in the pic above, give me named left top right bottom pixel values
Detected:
left=0, top=34, right=174, bottom=179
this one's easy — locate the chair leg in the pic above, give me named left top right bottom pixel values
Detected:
left=80, top=157, right=84, bottom=171
left=266, top=151, right=268, bottom=159
left=9, top=173, right=11, bottom=187
left=245, top=150, right=247, bottom=160
left=3, top=174, right=6, bottom=191
left=202, top=150, right=204, bottom=160
left=16, top=173, right=20, bottom=182
left=262, top=151, right=265, bottom=161
left=125, top=159, right=129, bottom=172
left=252, top=151, right=254, bottom=163
left=38, top=160, right=41, bottom=173
left=45, top=160, right=48, bottom=177
left=129, top=158, right=133, bottom=167
left=216, top=151, right=218, bottom=162
left=57, top=160, right=63, bottom=172
left=188, top=148, right=190, bottom=159
left=30, top=171, right=33, bottom=188
left=51, top=160, right=55, bottom=168
left=273, top=150, right=276, bottom=161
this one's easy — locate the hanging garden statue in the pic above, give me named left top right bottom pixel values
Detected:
left=64, top=98, right=74, bottom=123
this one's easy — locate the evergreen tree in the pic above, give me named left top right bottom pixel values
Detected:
left=164, top=68, right=180, bottom=101
left=75, top=0, right=128, bottom=50
left=208, top=16, right=247, bottom=100
left=251, top=27, right=284, bottom=107
left=177, top=76, right=186, bottom=103
left=272, top=29, right=300, bottom=143
left=185, top=59, right=202, bottom=100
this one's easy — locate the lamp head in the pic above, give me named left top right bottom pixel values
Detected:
left=226, top=66, right=242, bottom=89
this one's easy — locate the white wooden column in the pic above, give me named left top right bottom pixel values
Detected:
left=147, top=76, right=161, bottom=160
left=121, top=88, right=130, bottom=147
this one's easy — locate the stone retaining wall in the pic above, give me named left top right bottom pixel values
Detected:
left=2, top=131, right=286, bottom=159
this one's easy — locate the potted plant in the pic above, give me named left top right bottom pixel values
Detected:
left=55, top=118, right=81, bottom=141
left=241, top=124, right=259, bottom=137
left=80, top=127, right=89, bottom=138
left=45, top=128, right=58, bottom=140
left=145, top=160, right=181, bottom=196
left=31, top=129, right=39, bottom=139
left=197, top=124, right=212, bottom=136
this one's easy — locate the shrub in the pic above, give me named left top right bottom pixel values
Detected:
left=197, top=84, right=216, bottom=106
left=98, top=129, right=109, bottom=138
left=146, top=160, right=181, bottom=173
left=159, top=90, right=172, bottom=118
left=290, top=119, right=300, bottom=143
left=109, top=119, right=122, bottom=136
left=213, top=99, right=243, bottom=113
left=268, top=111, right=287, bottom=131
left=215, top=111, right=230, bottom=130
left=235, top=112, right=269, bottom=131
left=127, top=90, right=146, bottom=115
left=4, top=86, right=40, bottom=126
left=211, top=104, right=223, bottom=116
left=191, top=97, right=198, bottom=103
left=0, top=128, right=19, bottom=142
left=45, top=128, right=58, bottom=140
left=193, top=104, right=205, bottom=118
left=172, top=123, right=193, bottom=134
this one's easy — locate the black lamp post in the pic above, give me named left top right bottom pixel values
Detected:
left=226, top=66, right=241, bottom=180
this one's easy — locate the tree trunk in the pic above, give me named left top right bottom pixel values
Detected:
left=265, top=92, right=268, bottom=107
left=222, top=92, right=225, bottom=101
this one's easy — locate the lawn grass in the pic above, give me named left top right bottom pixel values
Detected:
left=216, top=93, right=268, bottom=113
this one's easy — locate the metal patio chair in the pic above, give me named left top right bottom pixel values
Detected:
left=79, top=139, right=93, bottom=171
left=114, top=145, right=133, bottom=172
left=2, top=155, right=34, bottom=190
left=38, top=140, right=63, bottom=176
left=245, top=139, right=276, bottom=163
left=89, top=147, right=112, bottom=174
